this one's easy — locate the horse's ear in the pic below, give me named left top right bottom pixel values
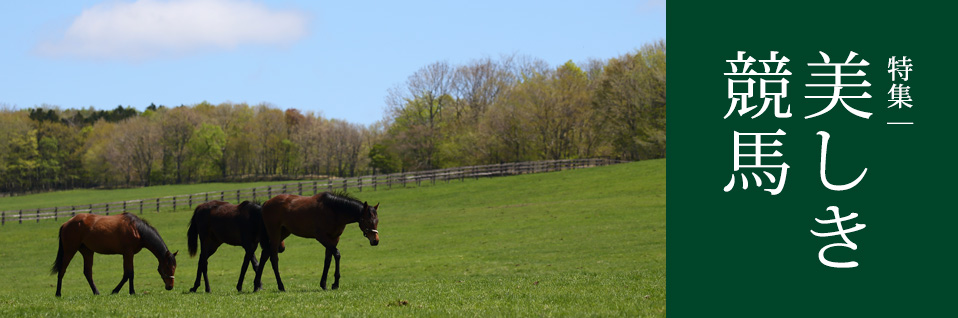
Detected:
left=172, top=251, right=179, bottom=257
left=363, top=201, right=368, bottom=209
left=374, top=203, right=380, bottom=210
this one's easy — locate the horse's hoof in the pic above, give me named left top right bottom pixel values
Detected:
left=331, top=284, right=339, bottom=290
left=189, top=288, right=197, bottom=293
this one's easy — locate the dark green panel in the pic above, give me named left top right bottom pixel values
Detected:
left=670, top=2, right=952, bottom=316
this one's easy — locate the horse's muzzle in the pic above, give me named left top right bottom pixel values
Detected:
left=370, top=240, right=379, bottom=246
left=166, top=285, right=173, bottom=291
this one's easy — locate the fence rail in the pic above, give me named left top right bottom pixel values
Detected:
left=0, top=159, right=626, bottom=225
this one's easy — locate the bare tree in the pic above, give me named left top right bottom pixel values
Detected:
left=108, top=117, right=162, bottom=186
left=159, top=106, right=201, bottom=183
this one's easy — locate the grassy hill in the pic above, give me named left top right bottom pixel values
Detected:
left=0, top=159, right=665, bottom=317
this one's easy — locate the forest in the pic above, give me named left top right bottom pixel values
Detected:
left=0, top=41, right=665, bottom=194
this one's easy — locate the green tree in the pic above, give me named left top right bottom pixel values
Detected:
left=368, top=143, right=399, bottom=174
left=593, top=40, right=667, bottom=160
left=187, top=123, right=227, bottom=181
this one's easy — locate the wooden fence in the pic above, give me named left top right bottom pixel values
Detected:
left=0, top=159, right=626, bottom=225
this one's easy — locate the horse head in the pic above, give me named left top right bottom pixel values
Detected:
left=159, top=250, right=178, bottom=290
left=360, top=202, right=380, bottom=246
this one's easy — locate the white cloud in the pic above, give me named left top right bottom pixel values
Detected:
left=36, top=0, right=309, bottom=60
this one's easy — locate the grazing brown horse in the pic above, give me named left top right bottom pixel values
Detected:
left=253, top=191, right=379, bottom=291
left=187, top=200, right=284, bottom=292
left=51, top=213, right=177, bottom=297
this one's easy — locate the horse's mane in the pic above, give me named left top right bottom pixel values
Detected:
left=122, top=213, right=174, bottom=265
left=319, top=191, right=364, bottom=217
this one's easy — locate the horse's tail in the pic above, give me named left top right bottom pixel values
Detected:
left=187, top=205, right=206, bottom=257
left=50, top=229, right=64, bottom=275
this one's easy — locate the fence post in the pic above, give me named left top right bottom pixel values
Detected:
left=123, top=201, right=127, bottom=212
left=106, top=204, right=110, bottom=216
left=72, top=206, right=76, bottom=217
left=156, top=198, right=160, bottom=213
left=298, top=183, right=303, bottom=196
left=54, top=207, right=58, bottom=221
left=140, top=200, right=143, bottom=214
left=220, top=191, right=225, bottom=201
left=359, top=177, right=363, bottom=192
left=37, top=208, right=40, bottom=223
left=172, top=198, right=176, bottom=212
left=343, top=179, right=347, bottom=192
left=268, top=186, right=272, bottom=198
left=1, top=211, right=4, bottom=225
left=327, top=181, right=333, bottom=192
left=19, top=209, right=22, bottom=224
left=283, top=184, right=287, bottom=195
left=189, top=195, right=193, bottom=209
left=313, top=181, right=318, bottom=195
left=253, top=188, right=257, bottom=202
left=402, top=173, right=407, bottom=187
left=236, top=190, right=240, bottom=203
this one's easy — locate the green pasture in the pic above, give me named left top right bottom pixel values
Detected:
left=0, top=160, right=666, bottom=317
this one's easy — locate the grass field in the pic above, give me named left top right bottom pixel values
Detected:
left=0, top=159, right=665, bottom=317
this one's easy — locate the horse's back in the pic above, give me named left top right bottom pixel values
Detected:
left=60, top=213, right=140, bottom=254
left=262, top=194, right=322, bottom=238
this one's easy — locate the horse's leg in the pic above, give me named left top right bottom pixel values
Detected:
left=253, top=248, right=269, bottom=291
left=269, top=248, right=285, bottom=292
left=237, top=245, right=256, bottom=292
left=79, top=247, right=99, bottom=295
left=190, top=242, right=214, bottom=293
left=189, top=249, right=204, bottom=293
left=200, top=241, right=220, bottom=293
left=55, top=244, right=80, bottom=297
left=320, top=246, right=333, bottom=290
left=331, top=248, right=341, bottom=290
left=111, top=253, right=134, bottom=294
left=253, top=225, right=287, bottom=292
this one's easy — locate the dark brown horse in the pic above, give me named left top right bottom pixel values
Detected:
left=51, top=213, right=177, bottom=297
left=187, top=200, right=284, bottom=292
left=253, top=191, right=379, bottom=291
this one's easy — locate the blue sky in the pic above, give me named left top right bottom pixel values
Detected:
left=0, top=0, right=665, bottom=125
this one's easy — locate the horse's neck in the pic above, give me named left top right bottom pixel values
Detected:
left=337, top=209, right=361, bottom=224
left=138, top=225, right=169, bottom=258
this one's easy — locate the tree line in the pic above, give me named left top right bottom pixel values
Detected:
left=372, top=40, right=665, bottom=172
left=0, top=40, right=665, bottom=194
